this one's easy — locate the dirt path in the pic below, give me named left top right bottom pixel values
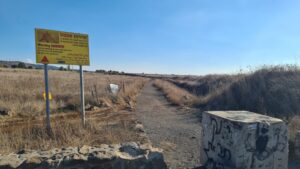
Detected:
left=135, top=82, right=202, bottom=169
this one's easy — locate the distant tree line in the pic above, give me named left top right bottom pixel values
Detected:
left=0, top=64, right=8, bottom=68
left=95, top=69, right=125, bottom=75
left=0, top=62, right=33, bottom=69
left=0, top=63, right=126, bottom=75
left=59, top=66, right=67, bottom=71
left=0, top=63, right=71, bottom=71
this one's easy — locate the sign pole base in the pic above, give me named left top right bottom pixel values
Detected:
left=79, top=65, right=86, bottom=127
left=44, top=64, right=51, bottom=133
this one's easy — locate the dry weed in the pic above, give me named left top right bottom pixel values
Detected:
left=0, top=116, right=142, bottom=154
left=153, top=79, right=198, bottom=107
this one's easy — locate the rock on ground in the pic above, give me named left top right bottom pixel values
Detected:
left=0, top=107, right=13, bottom=117
left=0, top=142, right=167, bottom=169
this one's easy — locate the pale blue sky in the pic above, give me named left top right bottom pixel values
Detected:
left=1, top=0, right=300, bottom=75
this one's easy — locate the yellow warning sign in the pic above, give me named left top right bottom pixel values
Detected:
left=35, top=28, right=89, bottom=65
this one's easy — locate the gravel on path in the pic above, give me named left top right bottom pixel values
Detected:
left=135, top=82, right=202, bottom=169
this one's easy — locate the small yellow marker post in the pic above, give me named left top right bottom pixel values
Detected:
left=43, top=92, right=52, bottom=101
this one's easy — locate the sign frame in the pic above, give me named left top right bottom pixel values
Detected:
left=35, top=28, right=90, bottom=66
left=35, top=28, right=89, bottom=132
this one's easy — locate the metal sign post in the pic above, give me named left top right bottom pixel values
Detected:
left=43, top=64, right=51, bottom=132
left=35, top=28, right=89, bottom=130
left=79, top=65, right=86, bottom=127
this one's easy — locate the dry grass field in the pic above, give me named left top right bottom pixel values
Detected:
left=0, top=68, right=148, bottom=154
left=1, top=65, right=300, bottom=159
left=167, top=65, right=300, bottom=118
left=0, top=68, right=147, bottom=117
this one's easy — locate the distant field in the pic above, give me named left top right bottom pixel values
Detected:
left=0, top=68, right=147, bottom=117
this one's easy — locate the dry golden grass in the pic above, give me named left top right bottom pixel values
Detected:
left=153, top=79, right=198, bottom=107
left=0, top=114, right=145, bottom=154
left=0, top=68, right=147, bottom=117
left=0, top=68, right=148, bottom=154
left=194, top=65, right=300, bottom=118
left=168, top=65, right=300, bottom=118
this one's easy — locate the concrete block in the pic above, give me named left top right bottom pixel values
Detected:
left=202, top=111, right=288, bottom=169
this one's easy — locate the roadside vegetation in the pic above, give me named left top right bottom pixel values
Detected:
left=167, top=65, right=300, bottom=119
left=153, top=65, right=300, bottom=153
left=153, top=79, right=199, bottom=107
left=0, top=112, right=145, bottom=154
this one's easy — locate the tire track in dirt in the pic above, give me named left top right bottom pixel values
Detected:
left=135, top=82, right=202, bottom=169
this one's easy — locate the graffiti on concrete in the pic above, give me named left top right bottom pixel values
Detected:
left=203, top=113, right=288, bottom=169
left=203, top=117, right=234, bottom=169
left=244, top=123, right=288, bottom=169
